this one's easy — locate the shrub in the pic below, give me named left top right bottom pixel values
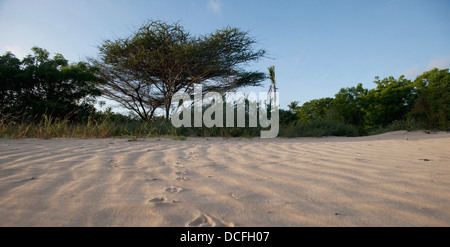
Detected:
left=279, top=120, right=359, bottom=138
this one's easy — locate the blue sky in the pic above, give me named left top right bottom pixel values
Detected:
left=1, top=0, right=449, bottom=111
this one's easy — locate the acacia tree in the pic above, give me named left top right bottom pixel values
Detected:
left=90, top=53, right=162, bottom=121
left=92, top=20, right=267, bottom=120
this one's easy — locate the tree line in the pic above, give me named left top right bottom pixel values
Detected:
left=284, top=68, right=450, bottom=133
left=1, top=19, right=448, bottom=137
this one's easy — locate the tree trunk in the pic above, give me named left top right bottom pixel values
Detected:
left=165, top=104, right=170, bottom=120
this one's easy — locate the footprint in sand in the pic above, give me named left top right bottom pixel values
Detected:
left=148, top=196, right=180, bottom=204
left=187, top=213, right=234, bottom=227
left=187, top=153, right=198, bottom=161
left=188, top=214, right=214, bottom=227
left=174, top=161, right=186, bottom=167
left=175, top=171, right=190, bottom=181
left=230, top=192, right=240, bottom=200
left=176, top=176, right=191, bottom=181
left=148, top=196, right=167, bottom=203
left=165, top=186, right=183, bottom=193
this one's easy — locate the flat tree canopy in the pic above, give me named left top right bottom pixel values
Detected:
left=91, top=20, right=267, bottom=120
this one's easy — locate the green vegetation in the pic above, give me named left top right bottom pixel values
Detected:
left=1, top=19, right=448, bottom=139
left=90, top=20, right=266, bottom=121
left=0, top=111, right=262, bottom=139
left=279, top=120, right=358, bottom=138
left=0, top=47, right=103, bottom=121
left=286, top=68, right=450, bottom=136
left=412, top=68, right=450, bottom=130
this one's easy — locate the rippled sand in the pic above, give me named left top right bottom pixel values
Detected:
left=1, top=131, right=449, bottom=226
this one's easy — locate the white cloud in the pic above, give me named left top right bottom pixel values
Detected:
left=4, top=45, right=27, bottom=59
left=208, top=0, right=223, bottom=15
left=426, top=58, right=450, bottom=70
left=403, top=66, right=423, bottom=79
left=403, top=58, right=450, bottom=78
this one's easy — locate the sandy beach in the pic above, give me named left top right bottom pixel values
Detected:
left=0, top=131, right=449, bottom=226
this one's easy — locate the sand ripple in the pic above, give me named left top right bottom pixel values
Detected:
left=0, top=131, right=449, bottom=226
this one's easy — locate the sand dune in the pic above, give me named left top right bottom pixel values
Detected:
left=0, top=131, right=449, bottom=226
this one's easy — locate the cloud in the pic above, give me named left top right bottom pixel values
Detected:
left=403, top=66, right=423, bottom=79
left=403, top=58, right=450, bottom=78
left=427, top=58, right=450, bottom=70
left=4, top=45, right=27, bottom=59
left=208, top=0, right=223, bottom=15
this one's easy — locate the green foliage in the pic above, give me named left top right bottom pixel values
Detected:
left=268, top=66, right=277, bottom=94
left=1, top=39, right=448, bottom=139
left=367, top=118, right=422, bottom=135
left=92, top=20, right=267, bottom=120
left=279, top=109, right=298, bottom=124
left=284, top=68, right=449, bottom=135
left=0, top=47, right=103, bottom=121
left=296, top=97, right=334, bottom=123
left=332, top=83, right=368, bottom=128
left=412, top=68, right=450, bottom=130
left=287, top=101, right=300, bottom=112
left=279, top=120, right=359, bottom=138
left=363, top=75, right=415, bottom=130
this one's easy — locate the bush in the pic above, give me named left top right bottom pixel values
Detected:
left=368, top=118, right=422, bottom=135
left=279, top=120, right=359, bottom=138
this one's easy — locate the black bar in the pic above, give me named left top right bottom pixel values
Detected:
left=1, top=227, right=448, bottom=246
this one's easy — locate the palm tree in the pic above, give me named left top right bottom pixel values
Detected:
left=288, top=101, right=300, bottom=112
left=268, top=66, right=276, bottom=95
left=268, top=66, right=277, bottom=109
